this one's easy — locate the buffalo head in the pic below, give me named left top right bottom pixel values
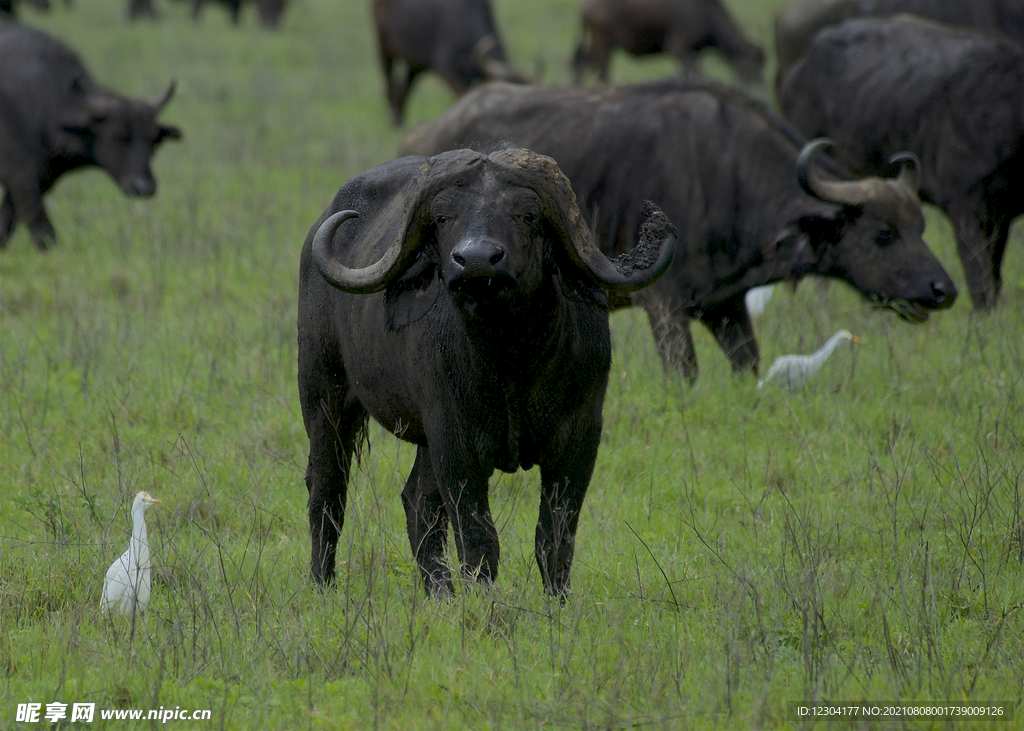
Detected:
left=61, top=82, right=182, bottom=198
left=311, top=148, right=674, bottom=321
left=795, top=138, right=957, bottom=321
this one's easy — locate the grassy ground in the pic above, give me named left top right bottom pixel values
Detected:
left=1, top=0, right=1022, bottom=728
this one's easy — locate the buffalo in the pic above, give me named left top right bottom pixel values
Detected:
left=0, top=22, right=181, bottom=251
left=573, top=0, right=765, bottom=84
left=774, top=0, right=1024, bottom=88
left=187, top=0, right=289, bottom=28
left=0, top=0, right=49, bottom=18
left=372, top=0, right=529, bottom=126
left=400, top=80, right=958, bottom=382
left=298, top=148, right=675, bottom=596
left=779, top=15, right=1023, bottom=309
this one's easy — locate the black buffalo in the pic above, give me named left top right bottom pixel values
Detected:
left=573, top=0, right=765, bottom=84
left=298, top=148, right=674, bottom=596
left=400, top=80, right=958, bottom=382
left=0, top=0, right=49, bottom=18
left=780, top=15, right=1023, bottom=309
left=0, top=22, right=181, bottom=250
left=774, top=0, right=1024, bottom=88
left=373, top=0, right=529, bottom=126
left=187, top=0, right=288, bottom=28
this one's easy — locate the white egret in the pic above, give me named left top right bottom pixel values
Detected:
left=101, top=491, right=160, bottom=615
left=757, top=330, right=863, bottom=392
left=744, top=285, right=774, bottom=317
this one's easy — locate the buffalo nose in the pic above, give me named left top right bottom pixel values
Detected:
left=931, top=279, right=958, bottom=306
left=451, top=238, right=506, bottom=277
left=124, top=176, right=156, bottom=198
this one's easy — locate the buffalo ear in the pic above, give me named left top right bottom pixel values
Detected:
left=384, top=252, right=440, bottom=329
left=157, top=124, right=183, bottom=143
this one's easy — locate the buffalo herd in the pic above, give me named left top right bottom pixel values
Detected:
left=3, top=1, right=1019, bottom=594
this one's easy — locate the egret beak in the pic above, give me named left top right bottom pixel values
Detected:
left=147, top=498, right=162, bottom=504
left=850, top=336, right=864, bottom=345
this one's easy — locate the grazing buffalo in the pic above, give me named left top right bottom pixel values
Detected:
left=573, top=0, right=765, bottom=84
left=0, top=22, right=181, bottom=250
left=0, top=0, right=49, bottom=18
left=298, top=148, right=675, bottom=595
left=400, top=80, right=958, bottom=382
left=188, top=0, right=288, bottom=28
left=373, top=0, right=529, bottom=125
left=780, top=15, right=1024, bottom=309
left=774, top=0, right=1024, bottom=87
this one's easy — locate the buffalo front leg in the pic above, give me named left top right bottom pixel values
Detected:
left=6, top=186, right=55, bottom=251
left=0, top=191, right=15, bottom=249
left=401, top=446, right=453, bottom=595
left=953, top=210, right=1008, bottom=310
left=536, top=424, right=600, bottom=596
left=434, top=458, right=499, bottom=587
left=303, top=393, right=365, bottom=586
left=641, top=294, right=699, bottom=383
left=700, top=293, right=759, bottom=375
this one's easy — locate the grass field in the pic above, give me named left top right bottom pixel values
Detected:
left=1, top=0, right=1022, bottom=728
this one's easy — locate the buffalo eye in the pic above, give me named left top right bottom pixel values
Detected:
left=875, top=226, right=897, bottom=247
left=434, top=214, right=449, bottom=227
left=520, top=210, right=539, bottom=226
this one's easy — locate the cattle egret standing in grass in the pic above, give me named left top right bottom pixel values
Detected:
left=101, top=491, right=160, bottom=615
left=757, top=330, right=862, bottom=392
left=745, top=285, right=774, bottom=317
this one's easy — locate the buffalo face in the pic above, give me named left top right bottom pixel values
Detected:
left=65, top=83, right=182, bottom=199
left=798, top=140, right=957, bottom=321
left=438, top=184, right=546, bottom=317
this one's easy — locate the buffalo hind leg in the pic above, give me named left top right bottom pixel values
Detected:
left=401, top=446, right=453, bottom=595
left=304, top=389, right=366, bottom=586
left=701, top=293, right=759, bottom=375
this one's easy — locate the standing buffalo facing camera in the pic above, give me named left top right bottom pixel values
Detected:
left=779, top=15, right=1024, bottom=309
left=573, top=0, right=765, bottom=84
left=0, top=22, right=181, bottom=250
left=298, top=148, right=675, bottom=596
left=372, top=0, right=530, bottom=125
left=400, top=80, right=958, bottom=382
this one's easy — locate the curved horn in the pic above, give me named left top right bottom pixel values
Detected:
left=473, top=34, right=529, bottom=83
left=154, top=81, right=176, bottom=112
left=312, top=210, right=418, bottom=294
left=797, top=138, right=876, bottom=207
left=566, top=202, right=676, bottom=293
left=889, top=151, right=921, bottom=196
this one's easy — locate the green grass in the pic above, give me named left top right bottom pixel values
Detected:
left=2, top=1, right=1023, bottom=728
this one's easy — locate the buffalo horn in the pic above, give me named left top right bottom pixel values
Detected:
left=312, top=210, right=418, bottom=294
left=797, top=138, right=876, bottom=207
left=565, top=211, right=676, bottom=293
left=473, top=34, right=529, bottom=83
left=154, top=81, right=176, bottom=112
left=889, top=151, right=921, bottom=196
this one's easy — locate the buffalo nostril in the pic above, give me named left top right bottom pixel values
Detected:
left=932, top=281, right=948, bottom=300
left=489, top=249, right=505, bottom=266
left=453, top=252, right=466, bottom=267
